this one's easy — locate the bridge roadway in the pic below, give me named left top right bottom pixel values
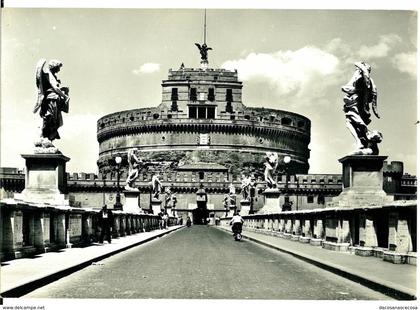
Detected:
left=25, top=226, right=390, bottom=299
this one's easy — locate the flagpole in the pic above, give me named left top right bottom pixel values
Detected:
left=204, top=9, right=207, bottom=44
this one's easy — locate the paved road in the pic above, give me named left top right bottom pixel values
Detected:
left=25, top=226, right=391, bottom=300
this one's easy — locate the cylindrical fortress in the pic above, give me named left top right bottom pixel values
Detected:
left=97, top=66, right=311, bottom=176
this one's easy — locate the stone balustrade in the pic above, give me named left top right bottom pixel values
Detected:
left=220, top=200, right=417, bottom=265
left=0, top=201, right=177, bottom=261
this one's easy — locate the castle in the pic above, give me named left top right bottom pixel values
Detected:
left=0, top=46, right=416, bottom=224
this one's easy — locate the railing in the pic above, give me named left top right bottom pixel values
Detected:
left=220, top=201, right=417, bottom=264
left=0, top=201, right=178, bottom=261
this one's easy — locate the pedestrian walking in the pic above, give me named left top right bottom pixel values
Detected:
left=98, top=205, right=114, bottom=244
left=158, top=209, right=164, bottom=229
left=163, top=210, right=169, bottom=229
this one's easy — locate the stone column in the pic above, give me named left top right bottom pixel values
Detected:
left=2, top=209, right=24, bottom=259
left=279, top=218, right=285, bottom=233
left=120, top=215, right=126, bottom=237
left=273, top=218, right=279, bottom=231
left=360, top=213, right=378, bottom=247
left=55, top=212, right=67, bottom=248
left=285, top=219, right=293, bottom=236
left=113, top=213, right=121, bottom=238
left=323, top=216, right=350, bottom=252
left=339, top=218, right=351, bottom=244
left=305, top=220, right=311, bottom=237
left=34, top=210, right=50, bottom=252
left=126, top=215, right=132, bottom=235
left=310, top=219, right=324, bottom=246
left=292, top=219, right=301, bottom=241
left=384, top=211, right=412, bottom=263
left=68, top=212, right=82, bottom=247
left=82, top=212, right=93, bottom=244
left=395, top=215, right=412, bottom=253
left=313, top=219, right=324, bottom=239
left=264, top=218, right=269, bottom=231
left=293, top=219, right=301, bottom=235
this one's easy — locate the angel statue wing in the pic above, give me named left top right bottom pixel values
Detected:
left=33, top=58, right=47, bottom=113
left=194, top=43, right=202, bottom=50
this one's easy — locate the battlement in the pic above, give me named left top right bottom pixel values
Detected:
left=383, top=161, right=404, bottom=174
left=277, top=174, right=342, bottom=185
left=97, top=107, right=311, bottom=136
left=167, top=67, right=238, bottom=82
left=64, top=171, right=341, bottom=186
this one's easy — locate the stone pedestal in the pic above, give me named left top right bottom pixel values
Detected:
left=228, top=205, right=237, bottom=217
left=14, top=153, right=70, bottom=206
left=258, top=189, right=280, bottom=214
left=240, top=200, right=250, bottom=215
left=329, top=155, right=393, bottom=208
left=123, top=190, right=141, bottom=214
left=151, top=199, right=162, bottom=215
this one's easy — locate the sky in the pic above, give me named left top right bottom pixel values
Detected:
left=1, top=8, right=417, bottom=175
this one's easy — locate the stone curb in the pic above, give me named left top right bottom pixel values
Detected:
left=1, top=226, right=184, bottom=298
left=217, top=227, right=416, bottom=300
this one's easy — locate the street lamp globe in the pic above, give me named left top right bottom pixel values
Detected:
left=283, top=155, right=291, bottom=164
left=115, top=156, right=122, bottom=165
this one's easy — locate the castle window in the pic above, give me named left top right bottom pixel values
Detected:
left=281, top=117, right=292, bottom=126
left=189, top=106, right=197, bottom=118
left=208, top=88, right=215, bottom=101
left=226, top=89, right=233, bottom=102
left=270, top=115, right=275, bottom=122
left=153, top=113, right=159, bottom=119
left=226, top=101, right=233, bottom=113
left=244, top=115, right=250, bottom=120
left=189, top=106, right=215, bottom=119
left=190, top=88, right=197, bottom=102
left=298, top=120, right=305, bottom=128
left=198, top=107, right=206, bottom=119
left=171, top=88, right=178, bottom=100
left=307, top=196, right=314, bottom=203
left=171, top=101, right=178, bottom=112
left=317, top=196, right=325, bottom=204
left=199, top=171, right=205, bottom=180
left=207, top=107, right=215, bottom=119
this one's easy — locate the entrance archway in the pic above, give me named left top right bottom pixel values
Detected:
left=192, top=201, right=209, bottom=225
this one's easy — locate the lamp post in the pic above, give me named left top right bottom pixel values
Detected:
left=282, top=156, right=292, bottom=212
left=249, top=175, right=256, bottom=214
left=114, top=156, right=123, bottom=210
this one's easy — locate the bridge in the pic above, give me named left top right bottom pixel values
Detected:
left=0, top=204, right=416, bottom=301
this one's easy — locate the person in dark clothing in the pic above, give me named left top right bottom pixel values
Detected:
left=158, top=210, right=164, bottom=229
left=99, top=205, right=114, bottom=244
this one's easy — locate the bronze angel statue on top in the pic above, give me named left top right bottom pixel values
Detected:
left=195, top=43, right=212, bottom=62
left=33, top=59, right=70, bottom=151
